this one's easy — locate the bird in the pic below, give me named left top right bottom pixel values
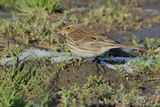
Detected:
left=60, top=24, right=141, bottom=57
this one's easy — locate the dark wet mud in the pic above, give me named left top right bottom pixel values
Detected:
left=143, top=0, right=160, bottom=10
left=106, top=24, right=160, bottom=44
left=50, top=62, right=160, bottom=96
left=51, top=62, right=117, bottom=89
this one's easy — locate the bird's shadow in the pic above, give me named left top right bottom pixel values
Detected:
left=108, top=48, right=136, bottom=57
left=92, top=48, right=139, bottom=64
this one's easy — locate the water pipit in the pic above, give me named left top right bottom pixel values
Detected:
left=60, top=25, right=141, bottom=57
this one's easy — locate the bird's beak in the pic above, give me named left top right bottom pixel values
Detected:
left=59, top=30, right=64, bottom=35
left=59, top=29, right=67, bottom=35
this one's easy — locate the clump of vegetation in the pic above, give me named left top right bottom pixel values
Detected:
left=0, top=14, right=56, bottom=44
left=57, top=75, right=160, bottom=107
left=0, top=58, right=69, bottom=107
left=0, top=0, right=63, bottom=13
left=65, top=0, right=150, bottom=32
left=16, top=0, right=63, bottom=13
left=0, top=0, right=16, bottom=9
left=129, top=36, right=160, bottom=73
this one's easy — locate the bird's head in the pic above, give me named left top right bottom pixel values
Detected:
left=60, top=25, right=78, bottom=35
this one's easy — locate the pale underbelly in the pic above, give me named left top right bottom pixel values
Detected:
left=67, top=43, right=110, bottom=57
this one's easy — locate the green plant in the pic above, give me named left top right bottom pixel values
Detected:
left=59, top=75, right=109, bottom=106
left=0, top=14, right=59, bottom=48
left=0, top=58, right=60, bottom=107
left=16, top=0, right=62, bottom=13
left=0, top=0, right=63, bottom=13
left=0, top=84, right=27, bottom=107
left=0, top=0, right=16, bottom=8
left=131, top=35, right=139, bottom=46
left=145, top=37, right=155, bottom=48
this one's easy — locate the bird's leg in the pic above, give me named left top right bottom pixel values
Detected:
left=91, top=56, right=100, bottom=63
left=84, top=57, right=99, bottom=62
left=96, top=63, right=106, bottom=73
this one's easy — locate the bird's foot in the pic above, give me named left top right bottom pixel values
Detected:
left=84, top=56, right=102, bottom=63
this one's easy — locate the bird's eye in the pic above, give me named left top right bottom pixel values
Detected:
left=67, top=26, right=71, bottom=29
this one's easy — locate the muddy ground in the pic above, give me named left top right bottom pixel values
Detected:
left=51, top=62, right=160, bottom=94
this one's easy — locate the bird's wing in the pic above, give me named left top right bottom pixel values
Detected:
left=68, top=26, right=120, bottom=47
left=80, top=33, right=120, bottom=47
left=69, top=30, right=86, bottom=42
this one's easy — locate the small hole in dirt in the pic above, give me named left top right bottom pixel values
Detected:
left=67, top=80, right=70, bottom=83
left=139, top=86, right=146, bottom=91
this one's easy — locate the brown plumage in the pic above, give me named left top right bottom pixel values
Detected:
left=60, top=25, right=140, bottom=57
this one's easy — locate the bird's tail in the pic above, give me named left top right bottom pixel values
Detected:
left=119, top=44, right=143, bottom=50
